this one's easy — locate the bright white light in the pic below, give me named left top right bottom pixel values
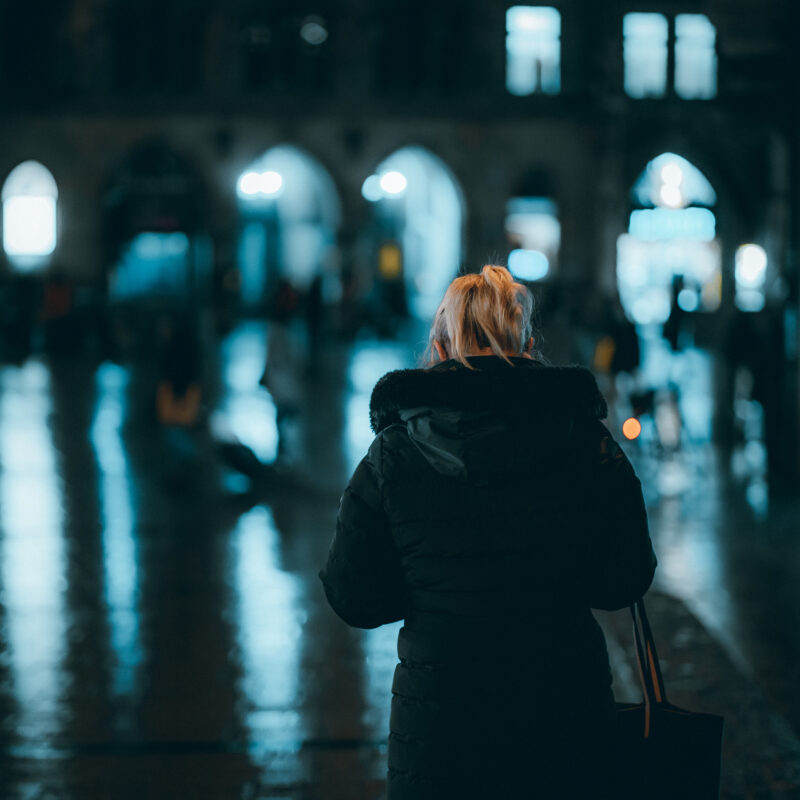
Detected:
left=300, top=21, right=328, bottom=45
left=379, top=171, right=407, bottom=195
left=735, top=244, right=767, bottom=286
left=677, top=288, right=699, bottom=312
left=661, top=163, right=684, bottom=186
left=260, top=171, right=283, bottom=195
left=508, top=248, right=549, bottom=281
left=636, top=152, right=717, bottom=208
left=659, top=184, right=684, bottom=208
left=237, top=170, right=283, bottom=198
left=3, top=196, right=57, bottom=257
left=238, top=171, right=263, bottom=196
left=361, top=174, right=383, bottom=202
left=507, top=6, right=560, bottom=34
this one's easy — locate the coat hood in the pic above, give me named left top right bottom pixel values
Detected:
left=369, top=357, right=607, bottom=483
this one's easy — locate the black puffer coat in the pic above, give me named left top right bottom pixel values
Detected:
left=320, top=357, right=656, bottom=799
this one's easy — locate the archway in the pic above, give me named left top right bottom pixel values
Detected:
left=235, top=145, right=340, bottom=311
left=2, top=160, right=58, bottom=271
left=362, top=147, right=464, bottom=321
left=616, top=152, right=720, bottom=444
left=617, top=152, right=719, bottom=328
left=102, top=142, right=208, bottom=305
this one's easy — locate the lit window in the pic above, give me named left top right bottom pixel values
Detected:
left=505, top=197, right=560, bottom=281
left=506, top=6, right=561, bottom=96
left=623, top=13, right=668, bottom=98
left=675, top=14, right=717, bottom=99
left=735, top=244, right=767, bottom=312
left=618, top=153, right=721, bottom=326
left=2, top=161, right=58, bottom=268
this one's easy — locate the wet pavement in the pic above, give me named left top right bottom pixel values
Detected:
left=0, top=320, right=798, bottom=799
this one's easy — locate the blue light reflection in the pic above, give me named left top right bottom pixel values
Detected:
left=90, top=363, right=142, bottom=700
left=0, top=361, right=67, bottom=740
left=228, top=506, right=305, bottom=747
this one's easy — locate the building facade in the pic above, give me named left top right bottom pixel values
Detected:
left=0, top=0, right=797, bottom=483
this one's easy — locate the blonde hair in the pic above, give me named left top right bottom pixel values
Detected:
left=427, top=265, right=534, bottom=368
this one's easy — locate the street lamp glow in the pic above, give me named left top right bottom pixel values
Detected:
left=735, top=244, right=767, bottom=286
left=260, top=171, right=283, bottom=195
left=659, top=184, right=684, bottom=208
left=238, top=171, right=262, bottom=196
left=660, top=163, right=684, bottom=186
left=508, top=248, right=549, bottom=281
left=379, top=171, right=407, bottom=195
left=622, top=417, right=642, bottom=440
left=238, top=170, right=283, bottom=198
left=361, top=174, right=383, bottom=202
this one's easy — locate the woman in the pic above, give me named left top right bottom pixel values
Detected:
left=320, top=266, right=656, bottom=798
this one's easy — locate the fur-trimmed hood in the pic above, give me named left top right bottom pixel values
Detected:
left=370, top=357, right=607, bottom=433
left=369, top=357, right=608, bottom=483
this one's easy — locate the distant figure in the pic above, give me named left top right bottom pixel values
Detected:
left=2, top=275, right=37, bottom=363
left=260, top=279, right=303, bottom=457
left=663, top=275, right=687, bottom=352
left=594, top=298, right=640, bottom=418
left=41, top=271, right=78, bottom=355
left=321, top=265, right=656, bottom=798
left=155, top=314, right=202, bottom=428
left=304, top=273, right=324, bottom=370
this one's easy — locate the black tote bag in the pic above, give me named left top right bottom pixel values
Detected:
left=613, top=598, right=724, bottom=799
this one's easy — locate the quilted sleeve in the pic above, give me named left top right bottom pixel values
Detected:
left=319, top=435, right=406, bottom=628
left=581, top=420, right=657, bottom=611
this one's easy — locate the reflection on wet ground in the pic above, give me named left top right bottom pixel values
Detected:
left=0, top=320, right=798, bottom=798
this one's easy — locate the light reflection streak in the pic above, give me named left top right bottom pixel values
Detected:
left=90, top=363, right=142, bottom=699
left=0, top=361, right=66, bottom=740
left=651, top=456, right=748, bottom=673
left=217, top=322, right=278, bottom=463
left=362, top=622, right=402, bottom=738
left=229, top=506, right=304, bottom=746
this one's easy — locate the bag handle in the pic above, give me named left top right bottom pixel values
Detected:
left=629, top=598, right=668, bottom=737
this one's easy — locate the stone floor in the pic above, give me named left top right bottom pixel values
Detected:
left=0, top=320, right=798, bottom=799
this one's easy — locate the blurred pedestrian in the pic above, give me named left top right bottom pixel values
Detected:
left=320, top=265, right=657, bottom=798
left=663, top=275, right=687, bottom=352
left=154, top=312, right=207, bottom=492
left=260, top=279, right=303, bottom=458
left=593, top=297, right=640, bottom=422
left=304, top=273, right=324, bottom=372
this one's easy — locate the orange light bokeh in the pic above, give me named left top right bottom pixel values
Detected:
left=622, top=417, right=642, bottom=440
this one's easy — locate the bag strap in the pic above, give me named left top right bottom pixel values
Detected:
left=635, top=598, right=666, bottom=703
left=629, top=598, right=668, bottom=738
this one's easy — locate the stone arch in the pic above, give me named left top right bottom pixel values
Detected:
left=362, top=145, right=466, bottom=321
left=235, top=143, right=342, bottom=310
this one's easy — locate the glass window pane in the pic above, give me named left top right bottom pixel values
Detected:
left=3, top=196, right=57, bottom=257
left=675, top=14, right=717, bottom=99
left=623, top=13, right=668, bottom=99
left=506, top=6, right=561, bottom=96
left=2, top=161, right=59, bottom=268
